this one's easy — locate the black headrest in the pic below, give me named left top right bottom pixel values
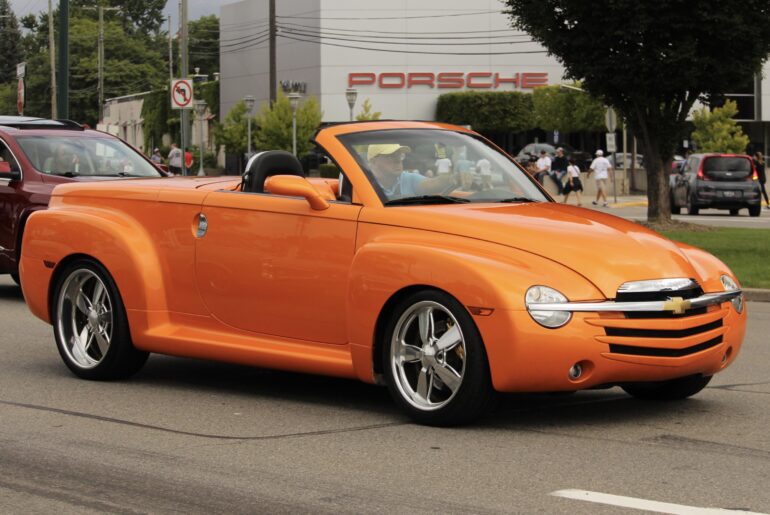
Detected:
left=242, top=150, right=305, bottom=193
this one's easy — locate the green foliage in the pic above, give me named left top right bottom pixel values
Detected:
left=189, top=15, right=219, bottom=77
left=435, top=91, right=535, bottom=132
left=0, top=0, right=23, bottom=83
left=531, top=84, right=605, bottom=133
left=355, top=98, right=381, bottom=121
left=319, top=163, right=340, bottom=178
left=71, top=0, right=166, bottom=34
left=691, top=100, right=749, bottom=154
left=254, top=91, right=323, bottom=156
left=212, top=100, right=253, bottom=156
left=141, top=89, right=170, bottom=151
left=198, top=81, right=220, bottom=119
left=0, top=82, right=16, bottom=114
left=504, top=0, right=770, bottom=221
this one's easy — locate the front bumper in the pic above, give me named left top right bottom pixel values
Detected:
left=475, top=293, right=747, bottom=393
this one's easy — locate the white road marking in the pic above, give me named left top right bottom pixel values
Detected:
left=550, top=489, right=768, bottom=514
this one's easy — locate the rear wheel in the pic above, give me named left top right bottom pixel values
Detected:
left=749, top=205, right=761, bottom=217
left=383, top=290, right=496, bottom=426
left=53, top=259, right=148, bottom=380
left=622, top=374, right=712, bottom=400
left=729, top=208, right=740, bottom=216
left=9, top=271, right=20, bottom=286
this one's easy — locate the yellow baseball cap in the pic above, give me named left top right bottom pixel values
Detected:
left=367, top=144, right=411, bottom=161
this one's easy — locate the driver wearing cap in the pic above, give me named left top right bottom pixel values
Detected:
left=368, top=144, right=459, bottom=199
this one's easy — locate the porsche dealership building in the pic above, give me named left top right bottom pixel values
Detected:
left=219, top=0, right=770, bottom=154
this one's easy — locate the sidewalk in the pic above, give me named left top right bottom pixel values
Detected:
left=557, top=194, right=648, bottom=208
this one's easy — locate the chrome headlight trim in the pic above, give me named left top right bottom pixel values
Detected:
left=720, top=275, right=744, bottom=313
left=525, top=285, right=572, bottom=328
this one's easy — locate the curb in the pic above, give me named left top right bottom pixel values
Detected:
left=745, top=288, right=770, bottom=303
left=608, top=201, right=648, bottom=208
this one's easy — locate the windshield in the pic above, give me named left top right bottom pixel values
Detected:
left=338, top=129, right=548, bottom=205
left=15, top=135, right=162, bottom=177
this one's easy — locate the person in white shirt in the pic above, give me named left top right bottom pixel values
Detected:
left=588, top=149, right=613, bottom=207
left=535, top=150, right=551, bottom=185
left=167, top=143, right=183, bottom=175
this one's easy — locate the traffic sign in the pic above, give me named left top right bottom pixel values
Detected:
left=605, top=108, right=617, bottom=133
left=606, top=133, right=617, bottom=153
left=171, top=79, right=193, bottom=109
left=17, top=78, right=24, bottom=115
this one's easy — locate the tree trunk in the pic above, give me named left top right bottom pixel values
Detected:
left=643, top=143, right=671, bottom=222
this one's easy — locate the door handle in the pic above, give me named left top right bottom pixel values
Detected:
left=195, top=213, right=208, bottom=238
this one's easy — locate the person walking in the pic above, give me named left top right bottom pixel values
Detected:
left=588, top=149, right=613, bottom=207
left=754, top=152, right=769, bottom=208
left=550, top=147, right=568, bottom=194
left=150, top=148, right=163, bottom=165
left=167, top=143, right=183, bottom=175
left=562, top=157, right=583, bottom=206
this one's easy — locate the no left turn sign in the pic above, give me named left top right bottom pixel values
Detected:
left=171, top=79, right=193, bottom=109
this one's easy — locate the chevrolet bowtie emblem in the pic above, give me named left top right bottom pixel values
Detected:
left=663, top=296, right=692, bottom=314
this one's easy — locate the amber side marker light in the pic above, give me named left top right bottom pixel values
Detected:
left=467, top=306, right=494, bottom=316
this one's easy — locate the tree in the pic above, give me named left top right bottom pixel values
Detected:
left=691, top=100, right=749, bottom=154
left=254, top=91, right=323, bottom=157
left=71, top=0, right=166, bottom=34
left=0, top=0, right=23, bottom=83
left=436, top=91, right=535, bottom=132
left=212, top=100, right=253, bottom=156
left=531, top=84, right=604, bottom=133
left=189, top=15, right=219, bottom=77
left=355, top=98, right=381, bottom=121
left=504, top=0, right=770, bottom=223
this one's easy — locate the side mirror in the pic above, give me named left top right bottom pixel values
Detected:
left=0, top=161, right=21, bottom=181
left=264, top=175, right=330, bottom=211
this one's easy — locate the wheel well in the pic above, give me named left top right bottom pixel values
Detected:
left=47, top=254, right=104, bottom=320
left=372, top=285, right=431, bottom=377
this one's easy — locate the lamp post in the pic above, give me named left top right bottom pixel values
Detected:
left=288, top=92, right=301, bottom=156
left=194, top=99, right=207, bottom=176
left=345, top=88, right=358, bottom=121
left=244, top=95, right=256, bottom=157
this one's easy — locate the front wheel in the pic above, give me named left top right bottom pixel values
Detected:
left=52, top=259, right=148, bottom=380
left=383, top=290, right=495, bottom=426
left=622, top=374, right=712, bottom=400
left=688, top=198, right=700, bottom=215
left=9, top=271, right=20, bottom=286
left=749, top=205, right=761, bottom=217
left=729, top=208, right=740, bottom=216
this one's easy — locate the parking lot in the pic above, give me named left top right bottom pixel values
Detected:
left=1, top=275, right=768, bottom=514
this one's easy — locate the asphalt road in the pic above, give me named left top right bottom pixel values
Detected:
left=601, top=203, right=770, bottom=229
left=1, top=275, right=768, bottom=514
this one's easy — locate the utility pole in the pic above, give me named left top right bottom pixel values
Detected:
left=179, top=0, right=189, bottom=161
left=57, top=0, right=68, bottom=119
left=269, top=0, right=276, bottom=105
left=167, top=16, right=173, bottom=83
left=84, top=5, right=119, bottom=122
left=48, top=0, right=57, bottom=118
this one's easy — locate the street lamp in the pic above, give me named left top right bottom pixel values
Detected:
left=345, top=88, right=358, bottom=121
left=194, top=99, right=207, bottom=176
left=288, top=92, right=301, bottom=156
left=244, top=95, right=256, bottom=157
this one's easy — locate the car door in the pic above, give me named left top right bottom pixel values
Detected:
left=195, top=189, right=361, bottom=345
left=671, top=157, right=693, bottom=207
left=0, top=138, right=23, bottom=273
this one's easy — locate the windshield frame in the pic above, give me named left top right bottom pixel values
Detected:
left=14, top=133, right=163, bottom=178
left=337, top=128, right=550, bottom=206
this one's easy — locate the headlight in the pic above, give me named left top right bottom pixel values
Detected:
left=525, top=285, right=572, bottom=328
left=720, top=274, right=744, bottom=313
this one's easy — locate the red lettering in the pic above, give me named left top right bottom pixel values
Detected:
left=436, top=72, right=465, bottom=89
left=407, top=72, right=435, bottom=88
left=494, top=73, right=520, bottom=89
left=466, top=72, right=493, bottom=88
left=348, top=73, right=375, bottom=88
left=521, top=72, right=548, bottom=89
left=379, top=72, right=406, bottom=88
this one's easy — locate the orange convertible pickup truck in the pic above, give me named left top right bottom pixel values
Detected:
left=20, top=121, right=746, bottom=426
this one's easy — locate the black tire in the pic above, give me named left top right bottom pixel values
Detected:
left=382, top=289, right=496, bottom=426
left=9, top=271, right=20, bottom=286
left=52, top=259, right=148, bottom=380
left=729, top=209, right=740, bottom=216
left=688, top=198, right=699, bottom=215
left=670, top=198, right=681, bottom=215
left=622, top=374, right=712, bottom=401
left=748, top=205, right=761, bottom=217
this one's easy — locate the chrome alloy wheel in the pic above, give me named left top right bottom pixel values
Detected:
left=56, top=269, right=114, bottom=369
left=390, top=301, right=467, bottom=411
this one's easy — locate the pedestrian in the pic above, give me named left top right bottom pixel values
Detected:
left=550, top=147, right=568, bottom=194
left=535, top=149, right=551, bottom=186
left=150, top=148, right=163, bottom=165
left=753, top=152, right=769, bottom=208
left=184, top=148, right=194, bottom=175
left=588, top=149, right=613, bottom=207
left=562, top=157, right=583, bottom=206
left=167, top=143, right=183, bottom=175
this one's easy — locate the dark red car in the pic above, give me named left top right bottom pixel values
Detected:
left=0, top=116, right=164, bottom=285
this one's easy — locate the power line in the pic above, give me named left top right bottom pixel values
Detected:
left=277, top=25, right=535, bottom=46
left=276, top=20, right=526, bottom=37
left=278, top=33, right=547, bottom=56
left=276, top=9, right=501, bottom=21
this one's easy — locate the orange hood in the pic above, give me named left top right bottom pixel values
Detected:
left=362, top=202, right=698, bottom=299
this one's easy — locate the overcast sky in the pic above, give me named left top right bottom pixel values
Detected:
left=8, top=0, right=227, bottom=30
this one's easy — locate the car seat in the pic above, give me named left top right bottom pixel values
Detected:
left=242, top=150, right=305, bottom=193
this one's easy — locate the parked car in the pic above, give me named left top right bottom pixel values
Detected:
left=0, top=116, right=165, bottom=285
left=670, top=153, right=762, bottom=216
left=609, top=152, right=645, bottom=169
left=21, top=121, right=746, bottom=426
left=514, top=142, right=591, bottom=169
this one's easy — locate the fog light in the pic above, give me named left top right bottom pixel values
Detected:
left=568, top=363, right=583, bottom=380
